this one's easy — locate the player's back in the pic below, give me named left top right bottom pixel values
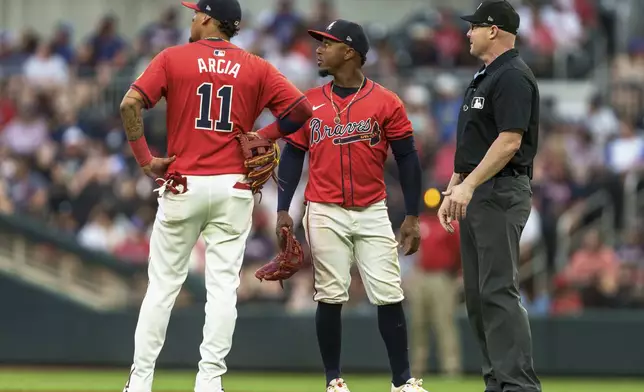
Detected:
left=133, top=38, right=291, bottom=176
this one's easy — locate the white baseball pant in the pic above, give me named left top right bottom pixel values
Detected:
left=124, top=174, right=254, bottom=392
left=303, top=200, right=405, bottom=305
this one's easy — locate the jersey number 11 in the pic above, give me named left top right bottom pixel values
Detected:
left=195, top=83, right=234, bottom=132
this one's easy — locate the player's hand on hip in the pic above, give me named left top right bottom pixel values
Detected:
left=142, top=156, right=176, bottom=179
left=442, top=182, right=474, bottom=222
left=276, top=210, right=294, bottom=249
left=438, top=194, right=455, bottom=233
left=399, top=215, right=421, bottom=256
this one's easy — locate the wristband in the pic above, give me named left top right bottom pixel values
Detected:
left=128, top=137, right=153, bottom=167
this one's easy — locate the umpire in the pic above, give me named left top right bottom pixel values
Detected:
left=438, top=1, right=541, bottom=392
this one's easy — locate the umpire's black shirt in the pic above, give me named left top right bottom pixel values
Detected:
left=454, top=49, right=539, bottom=176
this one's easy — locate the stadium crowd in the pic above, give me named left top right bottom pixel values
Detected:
left=0, top=0, right=643, bottom=316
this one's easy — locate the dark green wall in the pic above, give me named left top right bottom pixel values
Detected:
left=1, top=275, right=643, bottom=376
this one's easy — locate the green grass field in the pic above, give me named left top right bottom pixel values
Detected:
left=0, top=369, right=642, bottom=392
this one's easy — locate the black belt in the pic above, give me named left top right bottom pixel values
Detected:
left=459, top=166, right=530, bottom=181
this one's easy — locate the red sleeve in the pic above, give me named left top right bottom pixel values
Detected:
left=259, top=62, right=306, bottom=119
left=384, top=95, right=413, bottom=141
left=131, top=51, right=168, bottom=109
left=284, top=127, right=309, bottom=151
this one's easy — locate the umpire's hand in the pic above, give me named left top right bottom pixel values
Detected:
left=398, top=215, right=420, bottom=255
left=442, top=182, right=474, bottom=223
left=438, top=195, right=455, bottom=233
left=276, top=210, right=294, bottom=250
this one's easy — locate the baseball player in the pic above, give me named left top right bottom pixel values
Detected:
left=118, top=1, right=312, bottom=391
left=264, top=19, right=427, bottom=392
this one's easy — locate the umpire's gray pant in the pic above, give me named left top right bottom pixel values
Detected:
left=459, top=175, right=541, bottom=392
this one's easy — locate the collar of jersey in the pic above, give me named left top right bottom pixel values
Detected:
left=485, top=48, right=519, bottom=75
left=325, top=78, right=372, bottom=99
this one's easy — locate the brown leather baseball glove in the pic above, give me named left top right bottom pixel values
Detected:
left=236, top=132, right=280, bottom=197
left=255, top=227, right=304, bottom=288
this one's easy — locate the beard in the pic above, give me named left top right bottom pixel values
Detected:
left=318, top=68, right=331, bottom=78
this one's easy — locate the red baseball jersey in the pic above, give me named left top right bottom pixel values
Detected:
left=285, top=79, right=413, bottom=207
left=131, top=38, right=305, bottom=176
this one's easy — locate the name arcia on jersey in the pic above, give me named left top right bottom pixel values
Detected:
left=310, top=117, right=381, bottom=147
left=197, top=58, right=241, bottom=78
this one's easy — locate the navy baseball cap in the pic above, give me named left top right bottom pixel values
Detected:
left=460, top=0, right=520, bottom=35
left=181, top=0, right=242, bottom=24
left=308, top=19, right=370, bottom=60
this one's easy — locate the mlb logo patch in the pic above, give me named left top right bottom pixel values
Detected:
left=213, top=50, right=226, bottom=57
left=472, top=97, right=485, bottom=109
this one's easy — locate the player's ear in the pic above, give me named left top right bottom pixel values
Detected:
left=201, top=14, right=212, bottom=26
left=344, top=47, right=355, bottom=61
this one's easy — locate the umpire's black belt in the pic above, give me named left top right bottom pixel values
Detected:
left=459, top=166, right=531, bottom=181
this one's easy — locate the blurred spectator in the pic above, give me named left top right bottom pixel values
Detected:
left=78, top=204, right=128, bottom=252
left=258, top=0, right=304, bottom=47
left=140, top=7, right=182, bottom=51
left=264, top=36, right=315, bottom=91
left=0, top=94, right=48, bottom=156
left=86, top=15, right=127, bottom=66
left=611, top=38, right=644, bottom=84
left=285, top=267, right=316, bottom=314
left=51, top=23, right=75, bottom=64
left=431, top=73, right=461, bottom=144
left=309, top=0, right=337, bottom=32
left=402, top=84, right=437, bottom=161
left=0, top=80, right=16, bottom=128
left=616, top=225, right=644, bottom=266
left=408, top=203, right=462, bottom=377
left=605, top=118, right=644, bottom=175
left=114, top=218, right=150, bottom=264
left=0, top=180, right=14, bottom=214
left=560, top=229, right=620, bottom=287
left=0, top=29, right=39, bottom=77
left=550, top=275, right=583, bottom=315
left=520, top=279, right=551, bottom=317
left=23, top=41, right=69, bottom=89
left=581, top=267, right=631, bottom=309
left=406, top=23, right=438, bottom=67
left=541, top=0, right=584, bottom=53
left=5, top=157, right=48, bottom=219
left=432, top=9, right=465, bottom=67
left=584, top=93, right=619, bottom=149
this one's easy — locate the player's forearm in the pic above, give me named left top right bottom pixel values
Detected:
left=276, top=143, right=305, bottom=212
left=120, top=94, right=145, bottom=141
left=258, top=98, right=313, bottom=140
left=461, top=132, right=521, bottom=189
left=120, top=93, right=152, bottom=166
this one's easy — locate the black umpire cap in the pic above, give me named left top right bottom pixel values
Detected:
left=308, top=19, right=370, bottom=60
left=460, top=0, right=520, bottom=35
left=181, top=0, right=242, bottom=24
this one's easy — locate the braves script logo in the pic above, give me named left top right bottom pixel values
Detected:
left=310, top=117, right=381, bottom=147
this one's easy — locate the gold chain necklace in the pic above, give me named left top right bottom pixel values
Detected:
left=329, top=76, right=365, bottom=125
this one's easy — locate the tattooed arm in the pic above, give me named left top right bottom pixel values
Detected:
left=120, top=89, right=175, bottom=177
left=120, top=89, right=153, bottom=167
left=120, top=89, right=146, bottom=142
